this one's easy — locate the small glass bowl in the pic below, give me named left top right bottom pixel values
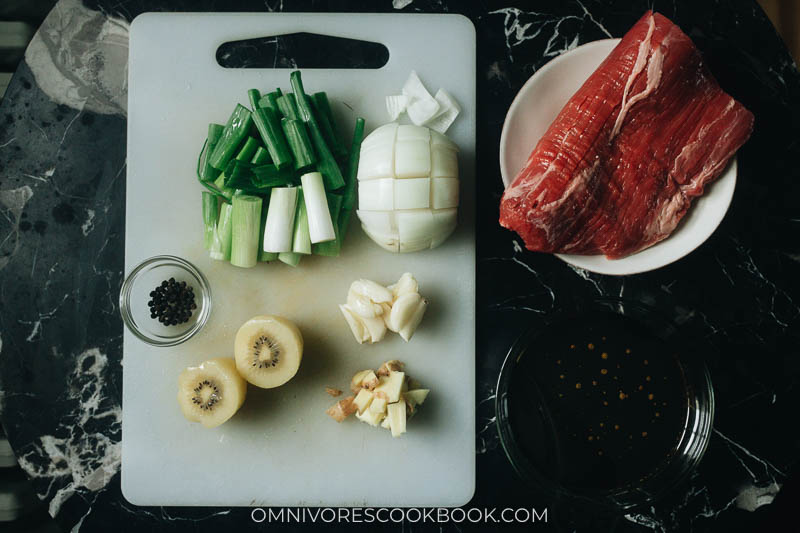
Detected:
left=495, top=298, right=714, bottom=510
left=119, top=255, right=211, bottom=347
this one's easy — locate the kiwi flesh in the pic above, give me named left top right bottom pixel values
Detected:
left=234, top=315, right=304, bottom=389
left=177, top=358, right=247, bottom=428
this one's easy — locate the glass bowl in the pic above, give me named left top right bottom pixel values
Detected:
left=119, top=255, right=211, bottom=347
left=495, top=298, right=714, bottom=510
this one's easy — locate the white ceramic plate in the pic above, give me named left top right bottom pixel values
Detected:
left=499, top=38, right=736, bottom=276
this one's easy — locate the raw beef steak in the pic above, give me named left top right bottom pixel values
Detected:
left=499, top=11, right=754, bottom=259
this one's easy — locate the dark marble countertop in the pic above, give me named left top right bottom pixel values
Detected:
left=0, top=0, right=798, bottom=531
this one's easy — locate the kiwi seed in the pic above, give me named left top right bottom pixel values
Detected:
left=191, top=379, right=221, bottom=410
left=251, top=335, right=281, bottom=368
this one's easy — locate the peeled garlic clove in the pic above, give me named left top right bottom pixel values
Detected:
left=388, top=272, right=419, bottom=302
left=399, top=297, right=428, bottom=342
left=339, top=304, right=369, bottom=344
left=347, top=289, right=383, bottom=318
left=361, top=314, right=387, bottom=343
left=351, top=279, right=393, bottom=304
left=387, top=292, right=423, bottom=332
left=379, top=302, right=393, bottom=329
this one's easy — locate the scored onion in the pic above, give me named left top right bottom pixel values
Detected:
left=356, top=123, right=459, bottom=253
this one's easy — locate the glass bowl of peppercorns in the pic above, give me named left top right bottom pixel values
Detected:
left=119, top=255, right=211, bottom=346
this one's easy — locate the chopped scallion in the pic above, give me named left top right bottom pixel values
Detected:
left=230, top=195, right=262, bottom=268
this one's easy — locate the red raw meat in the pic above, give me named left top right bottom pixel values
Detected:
left=499, top=11, right=754, bottom=259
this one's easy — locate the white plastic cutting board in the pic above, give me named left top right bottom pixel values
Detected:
left=122, top=13, right=476, bottom=507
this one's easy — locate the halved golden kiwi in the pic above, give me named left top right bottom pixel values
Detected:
left=234, top=315, right=303, bottom=388
left=177, top=358, right=247, bottom=428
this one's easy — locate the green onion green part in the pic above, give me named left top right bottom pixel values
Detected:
left=290, top=71, right=345, bottom=190
left=250, top=146, right=270, bottom=165
left=224, top=160, right=292, bottom=193
left=237, top=136, right=261, bottom=163
left=277, top=94, right=300, bottom=120
left=209, top=104, right=253, bottom=170
left=248, top=89, right=262, bottom=111
left=337, top=117, right=366, bottom=241
left=341, top=117, right=365, bottom=212
left=252, top=106, right=293, bottom=170
left=311, top=91, right=347, bottom=159
left=198, top=123, right=225, bottom=182
left=281, top=118, right=316, bottom=172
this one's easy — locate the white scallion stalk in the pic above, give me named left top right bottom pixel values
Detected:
left=209, top=202, right=233, bottom=261
left=291, top=188, right=312, bottom=254
left=229, top=195, right=262, bottom=268
left=263, top=187, right=298, bottom=253
left=300, top=172, right=335, bottom=243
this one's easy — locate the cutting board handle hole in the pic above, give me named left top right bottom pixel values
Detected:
left=216, top=33, right=389, bottom=69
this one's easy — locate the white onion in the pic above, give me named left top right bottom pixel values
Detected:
left=426, top=88, right=461, bottom=134
left=356, top=123, right=459, bottom=253
left=402, top=71, right=440, bottom=126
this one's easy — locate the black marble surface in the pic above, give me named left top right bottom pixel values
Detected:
left=0, top=0, right=798, bottom=531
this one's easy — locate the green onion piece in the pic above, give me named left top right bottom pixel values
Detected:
left=337, top=117, right=366, bottom=243
left=248, top=120, right=261, bottom=140
left=202, top=192, right=219, bottom=250
left=277, top=94, right=300, bottom=120
left=278, top=251, right=302, bottom=267
left=267, top=91, right=282, bottom=110
left=213, top=173, right=232, bottom=201
left=263, top=187, right=298, bottom=253
left=196, top=144, right=226, bottom=198
left=213, top=136, right=262, bottom=200
left=230, top=195, right=262, bottom=268
left=224, top=160, right=293, bottom=193
left=257, top=93, right=280, bottom=113
left=209, top=104, right=253, bottom=170
left=237, top=136, right=261, bottom=162
left=291, top=188, right=311, bottom=254
left=209, top=202, right=233, bottom=261
left=300, top=171, right=336, bottom=243
left=198, top=123, right=225, bottom=182
left=252, top=106, right=293, bottom=170
left=281, top=118, right=316, bottom=172
left=338, top=209, right=353, bottom=247
left=250, top=146, right=270, bottom=165
left=248, top=89, right=262, bottom=111
left=311, top=92, right=347, bottom=159
left=313, top=193, right=343, bottom=257
left=290, top=71, right=345, bottom=190
left=258, top=198, right=278, bottom=262
left=341, top=117, right=365, bottom=212
left=274, top=87, right=283, bottom=97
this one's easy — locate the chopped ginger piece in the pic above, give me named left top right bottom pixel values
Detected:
left=326, top=396, right=356, bottom=422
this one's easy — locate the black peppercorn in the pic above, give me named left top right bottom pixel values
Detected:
left=147, top=278, right=196, bottom=326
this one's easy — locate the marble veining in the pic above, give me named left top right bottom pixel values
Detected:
left=0, top=0, right=798, bottom=531
left=13, top=348, right=121, bottom=517
left=25, top=0, right=129, bottom=116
